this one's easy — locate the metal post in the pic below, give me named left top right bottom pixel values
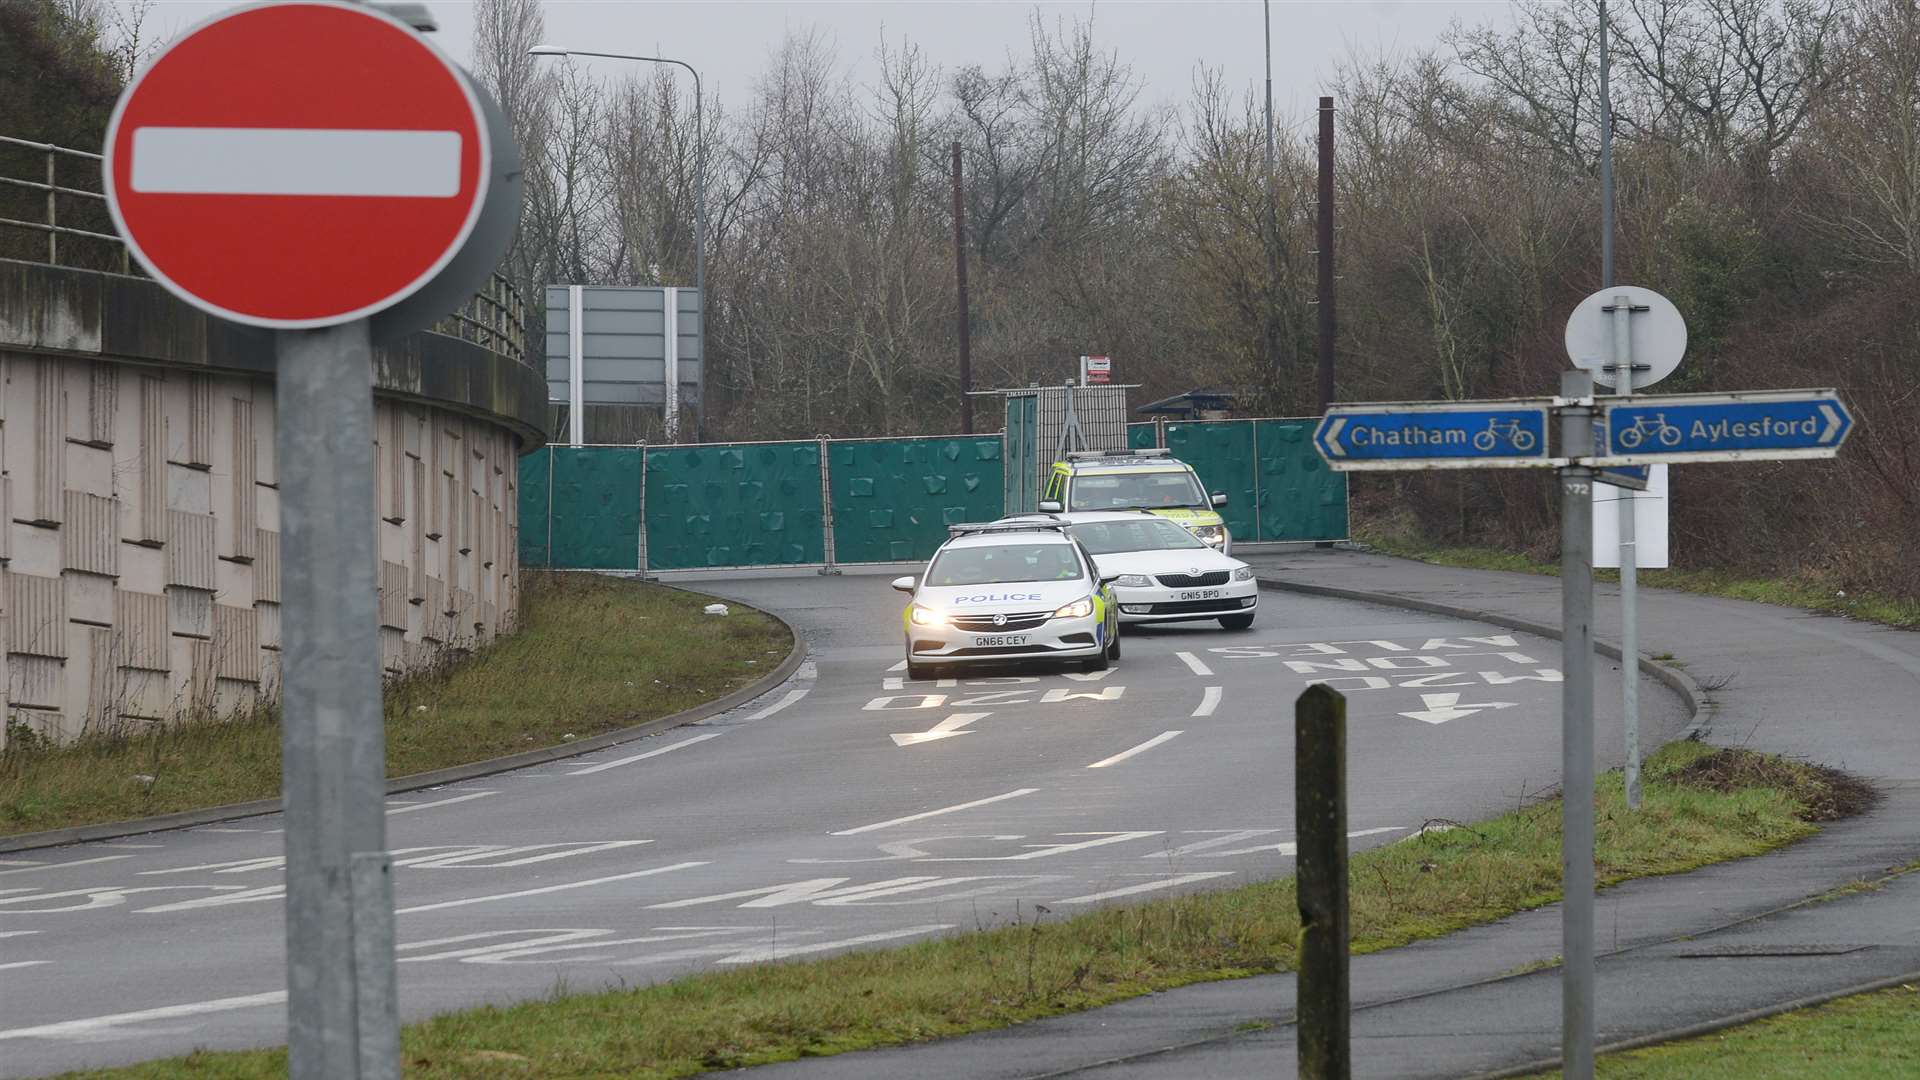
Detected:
left=816, top=436, right=840, bottom=576
left=663, top=286, right=681, bottom=442
left=952, top=141, right=974, bottom=434
left=46, top=148, right=58, bottom=265
left=1317, top=97, right=1336, bottom=411
left=275, top=320, right=399, bottom=1080
left=1296, top=684, right=1350, bottom=1080
left=1611, top=293, right=1640, bottom=809
left=1599, top=0, right=1614, bottom=290
left=637, top=444, right=650, bottom=577
left=566, top=285, right=584, bottom=447
left=1558, top=369, right=1597, bottom=1080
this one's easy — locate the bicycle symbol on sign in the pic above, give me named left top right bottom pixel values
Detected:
left=1613, top=413, right=1684, bottom=450
left=1471, top=418, right=1538, bottom=453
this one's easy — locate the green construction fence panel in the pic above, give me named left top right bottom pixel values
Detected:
left=1254, top=419, right=1350, bottom=541
left=549, top=447, right=643, bottom=569
left=1127, top=423, right=1157, bottom=449
left=645, top=442, right=825, bottom=569
left=830, top=436, right=1004, bottom=563
left=1004, top=396, right=1039, bottom=514
left=517, top=447, right=553, bottom=569
left=1163, top=421, right=1259, bottom=540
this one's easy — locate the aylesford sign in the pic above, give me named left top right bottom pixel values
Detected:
left=1596, top=390, right=1852, bottom=464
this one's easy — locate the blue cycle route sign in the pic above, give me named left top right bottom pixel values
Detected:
left=1598, top=389, right=1852, bottom=464
left=1315, top=401, right=1553, bottom=470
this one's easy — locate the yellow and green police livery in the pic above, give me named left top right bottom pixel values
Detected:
left=892, top=519, right=1121, bottom=681
left=1040, top=449, right=1232, bottom=553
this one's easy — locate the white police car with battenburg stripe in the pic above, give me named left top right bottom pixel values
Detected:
left=893, top=519, right=1121, bottom=681
left=1054, top=510, right=1259, bottom=629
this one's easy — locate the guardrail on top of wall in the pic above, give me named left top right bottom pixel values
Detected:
left=0, top=132, right=528, bottom=366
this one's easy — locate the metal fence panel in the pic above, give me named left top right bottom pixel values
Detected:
left=517, top=446, right=552, bottom=569
left=1164, top=421, right=1259, bottom=539
left=1004, top=396, right=1039, bottom=515
left=831, top=436, right=1004, bottom=563
left=550, top=447, right=642, bottom=569
left=644, top=442, right=824, bottom=569
left=1127, top=423, right=1156, bottom=450
left=1254, top=419, right=1349, bottom=541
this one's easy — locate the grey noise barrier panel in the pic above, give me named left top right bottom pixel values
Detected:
left=0, top=587, right=804, bottom=855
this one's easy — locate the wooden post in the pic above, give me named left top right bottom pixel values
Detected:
left=1296, top=683, right=1350, bottom=1079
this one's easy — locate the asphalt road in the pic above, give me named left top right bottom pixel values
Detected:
left=0, top=570, right=1688, bottom=1077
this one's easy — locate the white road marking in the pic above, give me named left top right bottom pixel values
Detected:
left=1149, top=829, right=1283, bottom=858
left=831, top=788, right=1040, bottom=836
left=385, top=790, right=497, bottom=815
left=1398, top=693, right=1518, bottom=725
left=138, top=885, right=284, bottom=913
left=1193, top=686, right=1223, bottom=717
left=0, top=930, right=41, bottom=938
left=396, top=861, right=707, bottom=915
left=0, top=960, right=50, bottom=972
left=745, top=688, right=809, bottom=721
left=1175, top=651, right=1214, bottom=676
left=1054, top=872, right=1235, bottom=904
left=132, top=127, right=462, bottom=197
left=0, top=990, right=287, bottom=1042
left=886, top=660, right=908, bottom=672
left=567, top=732, right=723, bottom=775
left=0, top=855, right=132, bottom=876
left=891, top=712, right=991, bottom=747
left=98, top=843, right=164, bottom=849
left=1151, top=826, right=1407, bottom=860
left=1087, top=731, right=1184, bottom=769
left=882, top=676, right=904, bottom=691
left=716, top=923, right=954, bottom=964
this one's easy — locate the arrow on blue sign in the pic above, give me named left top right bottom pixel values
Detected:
left=1315, top=402, right=1554, bottom=470
left=1598, top=389, right=1852, bottom=464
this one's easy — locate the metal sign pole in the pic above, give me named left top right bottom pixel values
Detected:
left=1610, top=294, right=1642, bottom=809
left=664, top=287, right=681, bottom=443
left=1558, top=369, right=1597, bottom=1080
left=275, top=319, right=399, bottom=1080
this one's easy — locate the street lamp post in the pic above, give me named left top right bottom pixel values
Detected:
left=530, top=44, right=705, bottom=441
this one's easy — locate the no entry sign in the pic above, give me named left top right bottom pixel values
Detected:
left=103, top=1, right=491, bottom=328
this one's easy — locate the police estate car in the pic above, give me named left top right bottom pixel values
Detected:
left=892, top=519, right=1121, bottom=680
left=1059, top=511, right=1259, bottom=629
left=1039, top=449, right=1232, bottom=552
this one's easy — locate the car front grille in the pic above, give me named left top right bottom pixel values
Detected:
left=1155, top=571, right=1230, bottom=588
left=950, top=610, right=1052, bottom=632
left=1144, top=596, right=1255, bottom=614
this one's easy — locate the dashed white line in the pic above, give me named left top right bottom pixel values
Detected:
left=567, top=732, right=724, bottom=775
left=0, top=855, right=131, bottom=876
left=745, top=688, right=809, bottom=721
left=1087, top=731, right=1184, bottom=769
left=396, top=861, right=708, bottom=915
left=1054, top=872, right=1235, bottom=904
left=831, top=788, right=1040, bottom=836
left=1175, top=651, right=1214, bottom=677
left=0, top=960, right=50, bottom=972
left=385, top=790, right=497, bottom=816
left=0, top=990, right=287, bottom=1042
left=1193, top=686, right=1223, bottom=717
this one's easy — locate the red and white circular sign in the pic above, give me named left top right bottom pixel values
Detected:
left=103, top=1, right=491, bottom=329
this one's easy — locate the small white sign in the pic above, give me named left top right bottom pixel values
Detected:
left=1082, top=355, right=1111, bottom=385
left=1592, top=464, right=1669, bottom=569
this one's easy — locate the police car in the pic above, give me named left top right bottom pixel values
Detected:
left=1057, top=511, right=1259, bottom=629
left=1039, top=449, right=1232, bottom=553
left=893, top=519, right=1121, bottom=680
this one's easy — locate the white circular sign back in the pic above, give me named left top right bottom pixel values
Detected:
left=1564, top=285, right=1688, bottom=390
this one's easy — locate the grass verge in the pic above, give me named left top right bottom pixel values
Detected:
left=0, top=573, right=790, bottom=838
left=1527, top=981, right=1920, bottom=1078
left=1354, top=528, right=1920, bottom=629
left=53, top=741, right=1864, bottom=1079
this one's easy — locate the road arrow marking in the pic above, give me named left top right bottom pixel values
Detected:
left=1819, top=404, right=1842, bottom=444
left=890, top=712, right=991, bottom=747
left=1398, top=693, right=1518, bottom=725
left=1324, top=417, right=1348, bottom=456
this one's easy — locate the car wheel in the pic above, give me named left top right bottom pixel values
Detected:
left=1084, top=644, right=1111, bottom=672
left=1217, top=612, right=1255, bottom=631
left=1107, top=626, right=1122, bottom=660
left=907, top=660, right=936, bottom=680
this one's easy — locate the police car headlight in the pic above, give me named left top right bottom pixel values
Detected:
left=1053, top=597, right=1094, bottom=619
left=1194, top=525, right=1227, bottom=546
left=1232, top=566, right=1254, bottom=581
left=1113, top=574, right=1152, bottom=588
left=910, top=605, right=947, bottom=627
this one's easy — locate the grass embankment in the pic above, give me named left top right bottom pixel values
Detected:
left=56, top=742, right=1867, bottom=1080
left=1356, top=527, right=1920, bottom=629
left=0, top=573, right=790, bottom=838
left=1527, top=982, right=1920, bottom=1078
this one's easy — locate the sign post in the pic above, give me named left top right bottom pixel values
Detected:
left=103, top=4, right=519, bottom=1077
left=1315, top=380, right=1852, bottom=1080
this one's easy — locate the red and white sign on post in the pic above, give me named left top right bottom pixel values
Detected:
left=103, top=0, right=491, bottom=328
left=1082, top=354, right=1112, bottom=385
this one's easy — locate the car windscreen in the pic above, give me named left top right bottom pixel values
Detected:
left=927, top=543, right=1084, bottom=586
left=1069, top=518, right=1209, bottom=555
left=1068, top=470, right=1206, bottom=510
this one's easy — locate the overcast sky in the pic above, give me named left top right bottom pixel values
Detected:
left=135, top=1, right=1514, bottom=128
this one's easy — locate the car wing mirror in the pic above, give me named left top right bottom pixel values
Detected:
left=890, top=576, right=916, bottom=593
left=1210, top=492, right=1228, bottom=508
left=1039, top=500, right=1063, bottom=513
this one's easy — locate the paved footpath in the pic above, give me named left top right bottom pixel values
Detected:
left=735, top=548, right=1920, bottom=1079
